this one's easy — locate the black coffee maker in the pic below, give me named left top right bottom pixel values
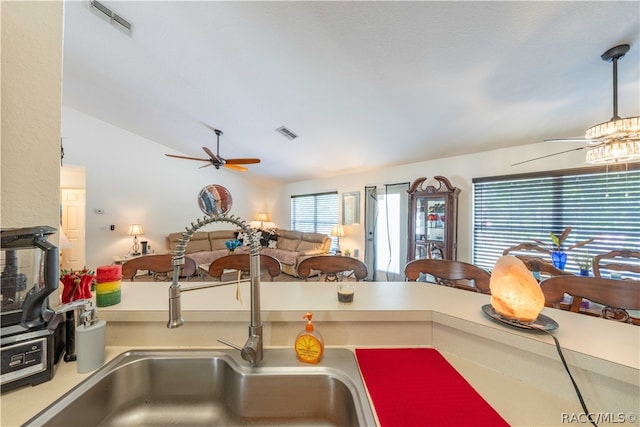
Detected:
left=1, top=226, right=62, bottom=392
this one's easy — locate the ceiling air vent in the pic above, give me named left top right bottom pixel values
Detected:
left=89, top=0, right=133, bottom=36
left=276, top=126, right=298, bottom=140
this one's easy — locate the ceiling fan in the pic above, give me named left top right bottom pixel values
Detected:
left=513, top=44, right=640, bottom=166
left=165, top=129, right=261, bottom=172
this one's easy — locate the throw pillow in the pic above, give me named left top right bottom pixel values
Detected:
left=268, top=239, right=277, bottom=249
left=259, top=230, right=269, bottom=246
left=259, top=230, right=279, bottom=247
left=237, top=232, right=249, bottom=246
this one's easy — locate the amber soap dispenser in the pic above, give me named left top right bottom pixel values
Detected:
left=295, top=312, right=324, bottom=364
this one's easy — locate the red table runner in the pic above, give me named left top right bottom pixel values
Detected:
left=356, top=348, right=510, bottom=427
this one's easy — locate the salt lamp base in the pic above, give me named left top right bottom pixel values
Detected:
left=482, top=304, right=558, bottom=331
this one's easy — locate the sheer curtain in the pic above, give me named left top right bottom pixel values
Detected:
left=364, top=183, right=409, bottom=281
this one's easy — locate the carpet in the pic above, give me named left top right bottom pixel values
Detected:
left=355, top=348, right=509, bottom=427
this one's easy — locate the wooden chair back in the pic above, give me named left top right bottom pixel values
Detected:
left=208, top=254, right=281, bottom=281
left=297, top=256, right=368, bottom=282
left=122, top=254, right=196, bottom=281
left=593, top=249, right=640, bottom=280
left=540, top=275, right=640, bottom=325
left=502, top=244, right=570, bottom=279
left=403, top=259, right=491, bottom=294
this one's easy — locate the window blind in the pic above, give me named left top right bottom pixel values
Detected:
left=291, top=192, right=339, bottom=250
left=473, top=164, right=640, bottom=277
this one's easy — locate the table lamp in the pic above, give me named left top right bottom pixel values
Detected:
left=255, top=212, right=270, bottom=229
left=482, top=256, right=598, bottom=422
left=489, top=255, right=545, bottom=322
left=331, top=225, right=345, bottom=254
left=128, top=224, right=144, bottom=255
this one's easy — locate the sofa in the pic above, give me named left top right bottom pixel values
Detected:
left=167, top=228, right=332, bottom=277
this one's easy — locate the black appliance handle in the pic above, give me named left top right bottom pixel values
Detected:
left=20, top=237, right=59, bottom=329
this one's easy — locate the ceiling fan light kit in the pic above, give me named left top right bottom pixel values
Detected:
left=584, top=44, right=640, bottom=164
left=585, top=138, right=640, bottom=164
left=522, top=44, right=640, bottom=167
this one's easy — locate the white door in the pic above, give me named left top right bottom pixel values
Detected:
left=60, top=188, right=86, bottom=271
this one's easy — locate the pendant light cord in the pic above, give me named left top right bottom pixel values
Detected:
left=540, top=329, right=598, bottom=427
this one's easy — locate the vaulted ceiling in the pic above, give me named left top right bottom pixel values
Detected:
left=62, top=1, right=640, bottom=182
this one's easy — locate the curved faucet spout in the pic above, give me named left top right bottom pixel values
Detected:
left=167, top=214, right=262, bottom=365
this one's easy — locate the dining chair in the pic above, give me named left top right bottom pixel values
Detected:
left=208, top=254, right=282, bottom=282
left=540, top=275, right=640, bottom=325
left=403, top=259, right=491, bottom=294
left=122, top=254, right=197, bottom=281
left=592, top=249, right=640, bottom=280
left=502, top=243, right=570, bottom=280
left=297, top=255, right=368, bottom=282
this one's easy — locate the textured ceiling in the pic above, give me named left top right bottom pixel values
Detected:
left=62, top=1, right=640, bottom=182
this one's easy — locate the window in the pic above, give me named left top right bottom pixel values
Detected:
left=473, top=164, right=640, bottom=276
left=291, top=192, right=339, bottom=249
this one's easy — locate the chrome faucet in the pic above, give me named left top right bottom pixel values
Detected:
left=167, top=214, right=263, bottom=365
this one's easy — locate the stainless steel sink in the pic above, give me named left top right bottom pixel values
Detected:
left=23, top=348, right=376, bottom=427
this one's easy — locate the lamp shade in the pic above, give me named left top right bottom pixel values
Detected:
left=331, top=225, right=345, bottom=237
left=256, top=212, right=270, bottom=222
left=128, top=224, right=144, bottom=236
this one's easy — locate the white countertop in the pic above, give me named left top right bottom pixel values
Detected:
left=2, top=280, right=638, bottom=427
left=102, top=280, right=639, bottom=369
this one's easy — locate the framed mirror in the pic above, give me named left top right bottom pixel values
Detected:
left=342, top=191, right=360, bottom=225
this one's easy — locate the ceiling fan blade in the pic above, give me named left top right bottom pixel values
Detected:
left=224, top=164, right=248, bottom=172
left=165, top=154, right=210, bottom=162
left=182, top=128, right=259, bottom=172
left=198, top=163, right=213, bottom=169
left=202, top=146, right=222, bottom=162
left=544, top=137, right=591, bottom=143
left=511, top=146, right=589, bottom=166
left=225, top=158, right=261, bottom=165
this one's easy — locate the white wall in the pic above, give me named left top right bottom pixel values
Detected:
left=1, top=1, right=63, bottom=233
left=61, top=107, right=281, bottom=269
left=280, top=141, right=588, bottom=263
left=60, top=166, right=86, bottom=189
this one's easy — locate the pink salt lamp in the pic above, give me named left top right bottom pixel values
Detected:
left=490, top=256, right=545, bottom=322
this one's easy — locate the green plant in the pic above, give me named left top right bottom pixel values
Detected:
left=531, top=226, right=594, bottom=253
left=343, top=249, right=351, bottom=256
left=576, top=252, right=593, bottom=270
